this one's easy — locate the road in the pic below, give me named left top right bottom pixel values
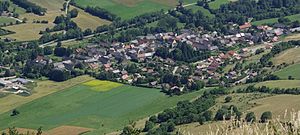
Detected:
left=65, top=0, right=71, bottom=14
left=39, top=2, right=198, bottom=47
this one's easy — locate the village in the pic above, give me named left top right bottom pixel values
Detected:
left=22, top=22, right=296, bottom=93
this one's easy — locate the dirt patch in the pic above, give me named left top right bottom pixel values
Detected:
left=47, top=126, right=94, bottom=135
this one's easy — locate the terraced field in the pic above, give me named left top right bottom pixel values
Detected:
left=274, top=64, right=300, bottom=80
left=0, top=79, right=204, bottom=134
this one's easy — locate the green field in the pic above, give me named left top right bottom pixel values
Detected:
left=73, top=0, right=198, bottom=19
left=255, top=80, right=300, bottom=89
left=0, top=80, right=204, bottom=134
left=186, top=5, right=214, bottom=18
left=209, top=0, right=236, bottom=9
left=0, top=16, right=16, bottom=25
left=274, top=64, right=300, bottom=80
left=253, top=14, right=300, bottom=26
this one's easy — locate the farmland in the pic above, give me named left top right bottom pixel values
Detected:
left=73, top=0, right=198, bottom=19
left=274, top=64, right=300, bottom=80
left=0, top=16, right=16, bottom=25
left=0, top=75, right=94, bottom=114
left=209, top=0, right=237, bottom=9
left=0, top=79, right=205, bottom=134
left=272, top=47, right=300, bottom=65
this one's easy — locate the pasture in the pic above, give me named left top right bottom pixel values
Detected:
left=252, top=14, right=300, bottom=26
left=0, top=75, right=94, bottom=114
left=274, top=64, right=300, bottom=80
left=255, top=80, right=300, bottom=89
left=73, top=0, right=198, bottom=19
left=70, top=6, right=111, bottom=30
left=186, top=5, right=214, bottom=18
left=249, top=94, right=300, bottom=117
left=272, top=47, right=300, bottom=65
left=0, top=80, right=204, bottom=134
left=1, top=23, right=55, bottom=41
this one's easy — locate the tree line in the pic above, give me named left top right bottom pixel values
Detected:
left=11, top=0, right=46, bottom=15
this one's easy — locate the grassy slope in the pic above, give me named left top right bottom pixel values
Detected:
left=255, top=80, right=300, bottom=88
left=0, top=75, right=94, bottom=114
left=73, top=0, right=198, bottom=19
left=272, top=47, right=300, bottom=65
left=0, top=16, right=16, bottom=25
left=253, top=14, right=300, bottom=26
left=274, top=64, right=300, bottom=80
left=209, top=0, right=237, bottom=10
left=0, top=83, right=204, bottom=134
left=186, top=5, right=214, bottom=18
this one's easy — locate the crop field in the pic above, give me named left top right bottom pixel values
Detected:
left=252, top=14, right=300, bottom=26
left=255, top=80, right=300, bottom=89
left=28, top=0, right=65, bottom=11
left=274, top=64, right=300, bottom=80
left=82, top=80, right=123, bottom=92
left=0, top=75, right=94, bottom=114
left=73, top=0, right=198, bottom=19
left=272, top=47, right=300, bottom=65
left=0, top=80, right=204, bottom=134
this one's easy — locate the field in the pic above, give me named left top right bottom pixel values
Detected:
left=1, top=23, right=55, bottom=41
left=284, top=33, right=300, bottom=42
left=0, top=75, right=94, bottom=114
left=70, top=6, right=111, bottom=30
left=249, top=94, right=300, bottom=117
left=255, top=80, right=300, bottom=88
left=274, top=64, right=300, bottom=80
left=73, top=0, right=198, bottom=19
left=252, top=14, right=300, bottom=26
left=82, top=80, right=123, bottom=92
left=272, top=47, right=300, bottom=65
left=186, top=5, right=214, bottom=18
left=0, top=79, right=205, bottom=134
left=209, top=0, right=237, bottom=10
left=0, top=16, right=16, bottom=25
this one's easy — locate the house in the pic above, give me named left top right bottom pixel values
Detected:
left=12, top=78, right=33, bottom=84
left=239, top=23, right=252, bottom=29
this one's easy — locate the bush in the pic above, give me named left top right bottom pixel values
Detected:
left=260, top=111, right=272, bottom=123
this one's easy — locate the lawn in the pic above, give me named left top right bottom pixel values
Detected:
left=73, top=0, right=198, bottom=19
left=252, top=14, right=300, bottom=26
left=0, top=81, right=205, bottom=134
left=255, top=80, right=300, bottom=89
left=0, top=75, right=94, bottom=114
left=272, top=47, right=300, bottom=65
left=274, top=64, right=300, bottom=80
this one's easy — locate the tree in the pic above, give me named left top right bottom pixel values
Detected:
left=203, top=111, right=213, bottom=121
left=43, top=46, right=53, bottom=55
left=143, top=120, right=155, bottom=132
left=198, top=116, right=205, bottom=125
left=68, top=9, right=78, bottom=18
left=260, top=111, right=272, bottom=123
left=225, top=96, right=232, bottom=103
left=157, top=15, right=178, bottom=32
left=245, top=112, right=256, bottom=122
left=120, top=122, right=141, bottom=135
left=10, top=109, right=20, bottom=116
left=49, top=69, right=70, bottom=82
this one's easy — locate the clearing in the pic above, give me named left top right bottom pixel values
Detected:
left=274, top=64, right=300, bottom=80
left=0, top=80, right=205, bottom=134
